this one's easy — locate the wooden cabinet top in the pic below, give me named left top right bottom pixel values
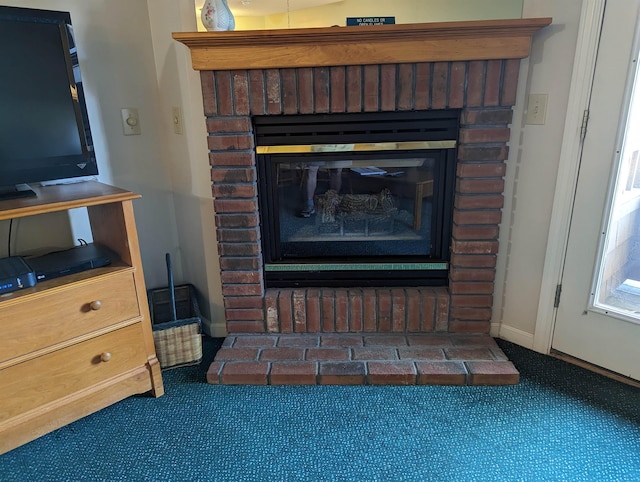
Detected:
left=0, top=182, right=140, bottom=221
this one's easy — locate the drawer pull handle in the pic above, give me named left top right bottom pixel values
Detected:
left=90, top=300, right=102, bottom=311
left=100, top=352, right=112, bottom=363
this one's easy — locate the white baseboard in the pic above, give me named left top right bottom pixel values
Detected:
left=201, top=317, right=227, bottom=338
left=496, top=324, right=535, bottom=350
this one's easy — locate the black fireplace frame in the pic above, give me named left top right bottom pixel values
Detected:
left=255, top=111, right=460, bottom=288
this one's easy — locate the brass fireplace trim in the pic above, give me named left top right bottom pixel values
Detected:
left=173, top=18, right=551, bottom=71
left=256, top=141, right=457, bottom=155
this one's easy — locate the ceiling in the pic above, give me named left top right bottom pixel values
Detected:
left=196, top=0, right=343, bottom=17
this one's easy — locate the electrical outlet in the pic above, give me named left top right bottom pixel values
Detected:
left=172, top=106, right=184, bottom=135
left=121, top=108, right=141, bottom=135
left=525, top=94, right=548, bottom=125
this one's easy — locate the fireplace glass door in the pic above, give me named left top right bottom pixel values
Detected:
left=255, top=111, right=459, bottom=287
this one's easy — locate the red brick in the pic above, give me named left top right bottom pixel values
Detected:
left=248, top=69, right=266, bottom=115
left=225, top=308, right=264, bottom=322
left=451, top=241, right=499, bottom=256
left=397, top=347, right=446, bottom=360
left=298, top=68, right=314, bottom=114
left=225, top=320, right=266, bottom=333
left=466, top=361, right=519, bottom=385
left=348, top=290, right=363, bottom=332
left=466, top=61, right=484, bottom=107
left=451, top=335, right=499, bottom=348
left=432, top=62, right=448, bottom=110
left=224, top=296, right=264, bottom=309
left=217, top=228, right=260, bottom=243
left=363, top=65, right=379, bottom=112
left=362, top=288, right=377, bottom=332
left=221, top=284, right=263, bottom=297
left=318, top=362, right=366, bottom=385
left=214, top=199, right=258, bottom=213
left=368, top=361, right=417, bottom=385
left=320, top=334, right=364, bottom=347
left=380, top=64, right=396, bottom=111
left=211, top=168, right=256, bottom=183
left=452, top=225, right=499, bottom=241
left=265, top=290, right=279, bottom=332
left=449, top=282, right=494, bottom=295
left=306, top=289, right=321, bottom=332
left=314, top=67, right=330, bottom=113
left=206, top=361, right=223, bottom=384
left=457, top=162, right=507, bottom=179
left=484, top=60, right=502, bottom=107
left=215, top=347, right=260, bottom=361
left=435, top=293, right=449, bottom=332
left=406, top=288, right=422, bottom=332
left=293, top=290, right=307, bottom=333
left=278, top=289, right=293, bottom=333
left=346, top=65, right=362, bottom=112
left=265, top=69, right=282, bottom=114
left=352, top=347, right=398, bottom=360
left=449, top=62, right=466, bottom=108
left=200, top=71, right=217, bottom=115
left=213, top=184, right=257, bottom=199
left=458, top=145, right=509, bottom=162
left=414, top=63, right=431, bottom=110
left=450, top=254, right=497, bottom=269
left=461, top=108, right=513, bottom=126
left=278, top=335, right=319, bottom=347
left=454, top=195, right=504, bottom=210
left=446, top=347, right=494, bottom=360
left=221, top=361, right=269, bottom=384
left=232, top=71, right=250, bottom=115
left=459, top=127, right=511, bottom=144
left=449, top=321, right=491, bottom=333
left=450, top=267, right=495, bottom=282
left=407, top=334, right=454, bottom=347
left=452, top=210, right=502, bottom=225
left=450, top=307, right=493, bottom=321
left=233, top=335, right=277, bottom=347
left=220, top=257, right=261, bottom=271
left=501, top=59, right=520, bottom=106
left=364, top=334, right=407, bottom=346
left=450, top=295, right=493, bottom=309
left=207, top=134, right=254, bottom=151
left=392, top=288, right=406, bottom=332
left=206, top=117, right=251, bottom=133
left=218, top=243, right=260, bottom=257
left=330, top=66, right=346, bottom=113
left=214, top=71, right=233, bottom=115
left=335, top=289, right=348, bottom=332
left=281, top=68, right=298, bottom=114
left=259, top=347, right=305, bottom=361
left=416, top=361, right=467, bottom=385
left=458, top=179, right=505, bottom=194
left=209, top=151, right=255, bottom=167
left=397, top=64, right=414, bottom=110
left=215, top=214, right=259, bottom=228
left=420, top=289, right=436, bottom=332
left=269, top=361, right=317, bottom=385
left=377, top=289, right=392, bottom=332
left=305, top=348, right=350, bottom=361
left=321, top=291, right=335, bottom=332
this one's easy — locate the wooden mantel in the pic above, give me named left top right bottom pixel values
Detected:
left=173, top=18, right=551, bottom=71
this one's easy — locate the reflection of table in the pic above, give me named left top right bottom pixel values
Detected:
left=348, top=167, right=433, bottom=230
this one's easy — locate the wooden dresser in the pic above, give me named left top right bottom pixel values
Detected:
left=0, top=182, right=164, bottom=454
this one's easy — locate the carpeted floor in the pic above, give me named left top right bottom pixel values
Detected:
left=1, top=337, right=639, bottom=481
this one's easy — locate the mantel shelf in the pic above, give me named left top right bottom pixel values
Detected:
left=173, top=18, right=552, bottom=71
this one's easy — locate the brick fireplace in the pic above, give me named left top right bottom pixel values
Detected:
left=175, top=19, right=550, bottom=384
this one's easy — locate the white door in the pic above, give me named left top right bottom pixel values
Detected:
left=552, top=0, right=640, bottom=381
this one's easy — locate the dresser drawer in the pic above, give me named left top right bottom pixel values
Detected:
left=0, top=271, right=140, bottom=363
left=0, top=323, right=148, bottom=423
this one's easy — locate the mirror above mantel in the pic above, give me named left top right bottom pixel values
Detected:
left=194, top=0, right=524, bottom=31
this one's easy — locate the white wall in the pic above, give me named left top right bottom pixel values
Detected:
left=493, top=0, right=583, bottom=347
left=2, top=0, right=182, bottom=290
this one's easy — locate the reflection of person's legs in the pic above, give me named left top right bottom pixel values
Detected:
left=329, top=168, right=343, bottom=193
left=299, top=165, right=319, bottom=217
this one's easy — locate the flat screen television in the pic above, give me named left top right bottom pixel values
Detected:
left=0, top=6, right=98, bottom=200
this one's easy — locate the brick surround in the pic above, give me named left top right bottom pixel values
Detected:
left=202, top=59, right=519, bottom=335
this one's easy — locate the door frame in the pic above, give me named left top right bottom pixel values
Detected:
left=533, top=0, right=606, bottom=353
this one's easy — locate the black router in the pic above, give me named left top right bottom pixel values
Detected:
left=26, top=243, right=116, bottom=282
left=0, top=256, right=37, bottom=294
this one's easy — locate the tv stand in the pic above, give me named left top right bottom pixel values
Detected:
left=0, top=183, right=36, bottom=201
left=0, top=181, right=164, bottom=454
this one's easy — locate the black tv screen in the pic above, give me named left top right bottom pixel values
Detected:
left=0, top=6, right=98, bottom=199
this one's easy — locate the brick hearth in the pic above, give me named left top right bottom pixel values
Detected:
left=175, top=20, right=550, bottom=385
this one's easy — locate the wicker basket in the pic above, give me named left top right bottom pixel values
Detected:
left=148, top=284, right=203, bottom=370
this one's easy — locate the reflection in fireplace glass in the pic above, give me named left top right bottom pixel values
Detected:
left=276, top=156, right=436, bottom=259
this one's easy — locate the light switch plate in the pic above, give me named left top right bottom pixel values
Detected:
left=525, top=94, right=548, bottom=125
left=172, top=106, right=184, bottom=135
left=121, top=108, right=141, bottom=135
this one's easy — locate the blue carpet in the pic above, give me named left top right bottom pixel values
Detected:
left=1, top=338, right=639, bottom=481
